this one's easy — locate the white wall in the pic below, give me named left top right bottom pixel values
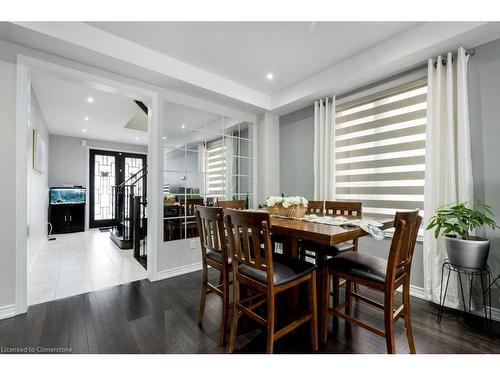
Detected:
left=0, top=54, right=17, bottom=314
left=27, top=90, right=50, bottom=272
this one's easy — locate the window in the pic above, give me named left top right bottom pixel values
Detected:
left=334, top=79, right=427, bottom=229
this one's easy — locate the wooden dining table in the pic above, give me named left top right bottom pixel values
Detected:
left=270, top=215, right=395, bottom=258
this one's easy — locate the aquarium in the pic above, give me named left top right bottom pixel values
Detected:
left=49, top=187, right=86, bottom=205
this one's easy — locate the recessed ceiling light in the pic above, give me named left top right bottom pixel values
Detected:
left=181, top=124, right=186, bottom=129
left=135, top=137, right=139, bottom=140
left=266, top=72, right=274, bottom=80
left=163, top=136, right=166, bottom=140
left=82, top=129, right=87, bottom=133
left=84, top=116, right=89, bottom=121
left=87, top=97, right=94, bottom=103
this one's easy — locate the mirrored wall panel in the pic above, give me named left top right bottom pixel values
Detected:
left=163, top=101, right=254, bottom=242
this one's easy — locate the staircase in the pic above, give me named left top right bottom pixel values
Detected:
left=110, top=164, right=148, bottom=266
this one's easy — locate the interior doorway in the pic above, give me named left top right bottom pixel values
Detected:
left=16, top=56, right=159, bottom=311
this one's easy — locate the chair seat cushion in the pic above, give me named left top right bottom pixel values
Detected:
left=238, top=254, right=316, bottom=286
left=206, top=251, right=232, bottom=265
left=325, top=251, right=403, bottom=284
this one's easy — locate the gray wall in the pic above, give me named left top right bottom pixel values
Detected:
left=279, top=107, right=315, bottom=199
left=49, top=134, right=147, bottom=188
left=468, top=37, right=500, bottom=309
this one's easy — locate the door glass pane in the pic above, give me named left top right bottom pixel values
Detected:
left=125, top=156, right=145, bottom=198
left=94, top=154, right=116, bottom=221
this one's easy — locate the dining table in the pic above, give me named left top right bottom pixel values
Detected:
left=270, top=215, right=395, bottom=258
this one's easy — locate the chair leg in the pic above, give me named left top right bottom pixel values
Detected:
left=384, top=289, right=396, bottom=354
left=197, top=263, right=208, bottom=325
left=352, top=239, right=359, bottom=293
left=321, top=268, right=331, bottom=344
left=345, top=280, right=352, bottom=317
left=219, top=270, right=230, bottom=346
left=227, top=279, right=240, bottom=354
left=403, top=282, right=416, bottom=354
left=308, top=272, right=319, bottom=351
left=266, top=293, right=276, bottom=354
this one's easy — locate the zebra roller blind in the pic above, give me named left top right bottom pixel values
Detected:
left=335, top=79, right=427, bottom=223
left=206, top=138, right=226, bottom=197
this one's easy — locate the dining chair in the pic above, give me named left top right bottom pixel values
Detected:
left=195, top=206, right=232, bottom=346
left=216, top=200, right=246, bottom=209
left=224, top=209, right=318, bottom=354
left=321, top=210, right=421, bottom=354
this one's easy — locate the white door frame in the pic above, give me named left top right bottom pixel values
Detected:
left=15, top=54, right=162, bottom=315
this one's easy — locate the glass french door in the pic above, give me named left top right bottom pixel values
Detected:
left=89, top=149, right=147, bottom=228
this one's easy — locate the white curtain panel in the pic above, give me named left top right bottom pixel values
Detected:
left=423, top=47, right=474, bottom=306
left=313, top=97, right=336, bottom=201
left=225, top=136, right=235, bottom=199
left=198, top=142, right=207, bottom=195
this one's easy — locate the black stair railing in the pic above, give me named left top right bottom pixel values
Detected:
left=111, top=165, right=147, bottom=247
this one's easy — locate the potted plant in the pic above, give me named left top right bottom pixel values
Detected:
left=427, top=202, right=498, bottom=269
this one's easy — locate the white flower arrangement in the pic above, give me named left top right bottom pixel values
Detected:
left=265, top=195, right=308, bottom=208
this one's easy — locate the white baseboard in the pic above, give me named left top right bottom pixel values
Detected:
left=409, top=285, right=426, bottom=300
left=154, top=262, right=203, bottom=281
left=0, top=304, right=16, bottom=320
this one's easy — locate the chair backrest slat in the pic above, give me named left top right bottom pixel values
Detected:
left=324, top=201, right=362, bottom=217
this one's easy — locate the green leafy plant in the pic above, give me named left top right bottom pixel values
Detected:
left=426, top=201, right=498, bottom=240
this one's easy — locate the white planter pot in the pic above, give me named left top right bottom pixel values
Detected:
left=444, top=235, right=490, bottom=269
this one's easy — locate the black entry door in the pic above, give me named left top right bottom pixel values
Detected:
left=89, top=149, right=147, bottom=228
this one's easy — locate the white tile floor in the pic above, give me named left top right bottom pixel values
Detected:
left=28, top=229, right=147, bottom=305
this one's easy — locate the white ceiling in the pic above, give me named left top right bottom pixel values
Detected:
left=88, top=22, right=421, bottom=95
left=31, top=70, right=148, bottom=145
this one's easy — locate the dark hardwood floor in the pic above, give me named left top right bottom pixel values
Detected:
left=0, top=269, right=498, bottom=354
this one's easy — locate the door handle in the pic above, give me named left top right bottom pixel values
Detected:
left=69, top=215, right=72, bottom=222
left=64, top=215, right=67, bottom=222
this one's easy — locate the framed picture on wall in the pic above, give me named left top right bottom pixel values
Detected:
left=33, top=129, right=46, bottom=173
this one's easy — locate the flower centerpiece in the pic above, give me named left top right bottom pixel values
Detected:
left=264, top=195, right=308, bottom=218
